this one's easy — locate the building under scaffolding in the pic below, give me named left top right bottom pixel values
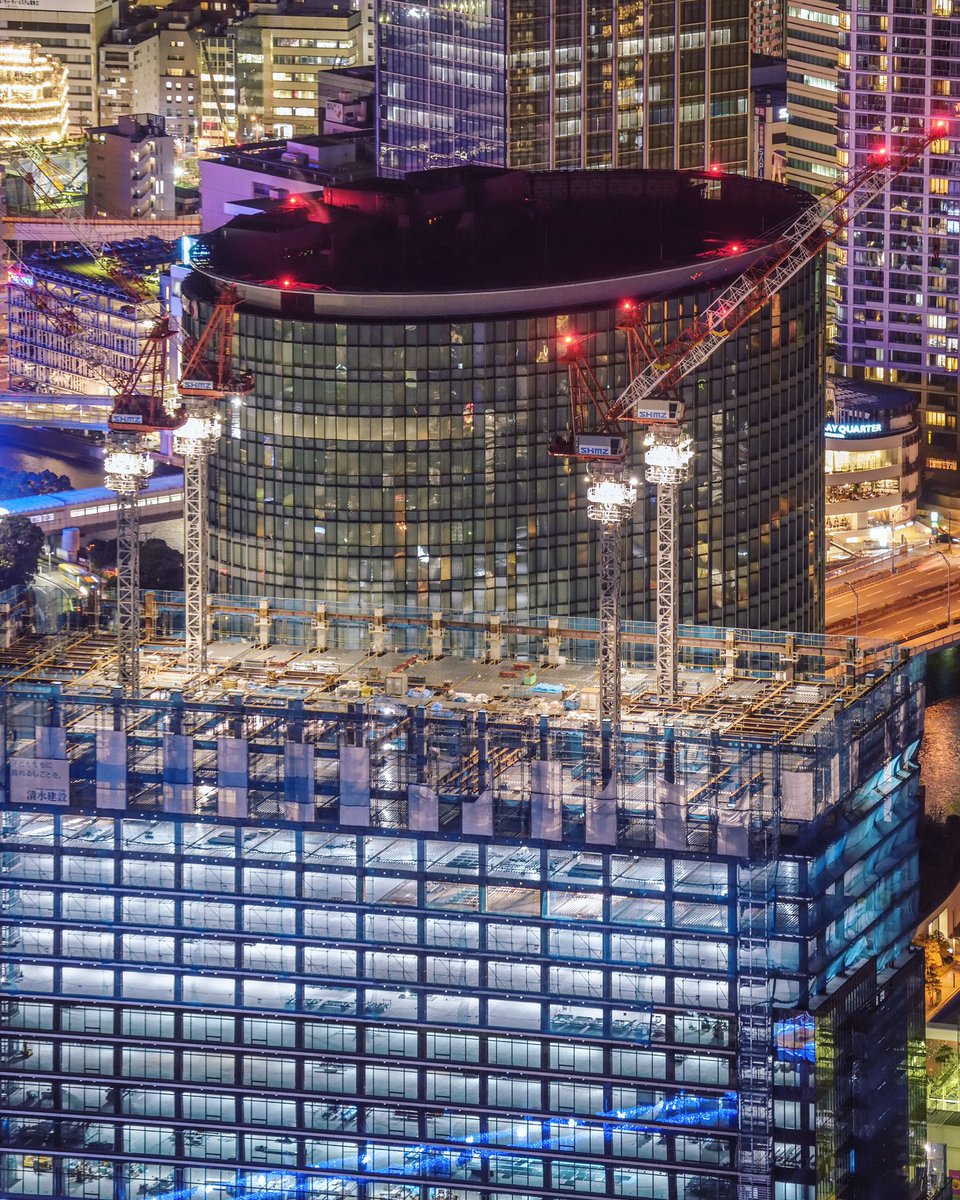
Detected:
left=0, top=610, right=927, bottom=1200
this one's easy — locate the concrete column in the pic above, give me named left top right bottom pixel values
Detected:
left=92, top=730, right=126, bottom=810
left=486, top=615, right=503, bottom=663
left=530, top=760, right=562, bottom=841
left=428, top=611, right=443, bottom=660
left=163, top=733, right=194, bottom=814
left=284, top=741, right=315, bottom=821
left=544, top=617, right=561, bottom=667
left=339, top=745, right=371, bottom=826
left=371, top=608, right=387, bottom=655
left=408, top=783, right=439, bottom=832
left=313, top=603, right=329, bottom=653
left=217, top=737, right=248, bottom=817
left=256, top=600, right=271, bottom=648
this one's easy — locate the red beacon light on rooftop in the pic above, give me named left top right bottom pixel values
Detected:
left=280, top=277, right=294, bottom=288
left=707, top=163, right=723, bottom=176
left=726, top=242, right=743, bottom=254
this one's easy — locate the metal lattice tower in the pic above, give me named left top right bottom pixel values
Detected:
left=174, top=412, right=221, bottom=671
left=176, top=287, right=253, bottom=674
left=104, top=441, right=154, bottom=695
left=644, top=428, right=693, bottom=703
left=104, top=318, right=180, bottom=695
left=586, top=466, right=637, bottom=730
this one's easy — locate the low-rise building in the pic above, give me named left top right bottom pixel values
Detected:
left=7, top=236, right=174, bottom=396
left=86, top=113, right=176, bottom=219
left=824, top=379, right=921, bottom=547
left=198, top=131, right=373, bottom=230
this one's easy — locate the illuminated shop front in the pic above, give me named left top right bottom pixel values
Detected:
left=824, top=381, right=920, bottom=545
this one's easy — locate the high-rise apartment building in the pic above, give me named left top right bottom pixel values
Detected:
left=783, top=0, right=840, bottom=196
left=99, top=25, right=162, bottom=128
left=835, top=2, right=960, bottom=506
left=0, top=0, right=117, bottom=131
left=0, top=617, right=927, bottom=1200
left=377, top=0, right=750, bottom=176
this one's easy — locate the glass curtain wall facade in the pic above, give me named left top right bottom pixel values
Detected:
left=376, top=0, right=507, bottom=174
left=835, top=0, right=960, bottom=497
left=190, top=171, right=824, bottom=629
left=0, top=633, right=927, bottom=1200
left=377, top=0, right=748, bottom=177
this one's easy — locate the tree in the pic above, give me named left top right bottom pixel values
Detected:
left=0, top=515, right=44, bottom=590
left=140, top=539, right=184, bottom=591
left=86, top=537, right=184, bottom=591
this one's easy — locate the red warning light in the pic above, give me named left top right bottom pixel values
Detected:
left=872, top=145, right=889, bottom=159
left=564, top=335, right=575, bottom=344
left=281, top=277, right=294, bottom=288
left=930, top=118, right=949, bottom=134
left=727, top=243, right=743, bottom=254
left=707, top=163, right=723, bottom=176
left=621, top=299, right=635, bottom=311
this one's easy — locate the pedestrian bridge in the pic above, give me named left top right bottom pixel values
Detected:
left=0, top=474, right=183, bottom=534
left=0, top=391, right=113, bottom=431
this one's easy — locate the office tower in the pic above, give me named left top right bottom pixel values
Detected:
left=187, top=166, right=824, bottom=629
left=0, top=0, right=117, bottom=132
left=375, top=0, right=506, bottom=174
left=835, top=3, right=960, bottom=508
left=0, top=618, right=926, bottom=1200
left=508, top=0, right=750, bottom=172
left=377, top=0, right=750, bottom=176
left=234, top=2, right=364, bottom=140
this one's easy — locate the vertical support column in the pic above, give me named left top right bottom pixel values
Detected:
left=313, top=603, right=329, bottom=653
left=143, top=592, right=157, bottom=643
left=544, top=617, right=562, bottom=667
left=485, top=615, right=503, bottom=664
left=115, top=490, right=141, bottom=696
left=724, top=629, right=737, bottom=677
left=217, top=736, right=248, bottom=818
left=183, top=448, right=209, bottom=671
left=428, top=611, right=443, bottom=660
left=598, top=522, right=622, bottom=729
left=371, top=608, right=387, bottom=655
left=462, top=708, right=493, bottom=836
left=655, top=480, right=677, bottom=702
left=256, top=600, right=271, bottom=648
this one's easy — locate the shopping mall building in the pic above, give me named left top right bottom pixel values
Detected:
left=185, top=166, right=826, bottom=631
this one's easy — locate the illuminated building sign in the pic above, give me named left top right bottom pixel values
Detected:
left=824, top=421, right=883, bottom=438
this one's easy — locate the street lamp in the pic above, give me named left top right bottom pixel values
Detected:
left=935, top=549, right=953, bottom=627
left=843, top=580, right=860, bottom=640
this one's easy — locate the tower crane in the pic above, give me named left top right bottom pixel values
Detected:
left=104, top=319, right=182, bottom=694
left=176, top=287, right=253, bottom=671
left=0, top=120, right=186, bottom=693
left=552, top=123, right=948, bottom=726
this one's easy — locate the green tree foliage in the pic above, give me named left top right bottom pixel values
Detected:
left=0, top=468, right=71, bottom=498
left=86, top=537, right=184, bottom=591
left=0, top=515, right=44, bottom=590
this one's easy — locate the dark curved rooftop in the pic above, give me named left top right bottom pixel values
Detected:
left=833, top=379, right=918, bottom=414
left=194, top=165, right=813, bottom=296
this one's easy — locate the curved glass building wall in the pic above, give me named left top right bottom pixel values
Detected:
left=187, top=168, right=825, bottom=631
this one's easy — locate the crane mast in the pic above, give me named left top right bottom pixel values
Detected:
left=553, top=123, right=946, bottom=718
left=176, top=287, right=253, bottom=672
left=104, top=318, right=180, bottom=694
